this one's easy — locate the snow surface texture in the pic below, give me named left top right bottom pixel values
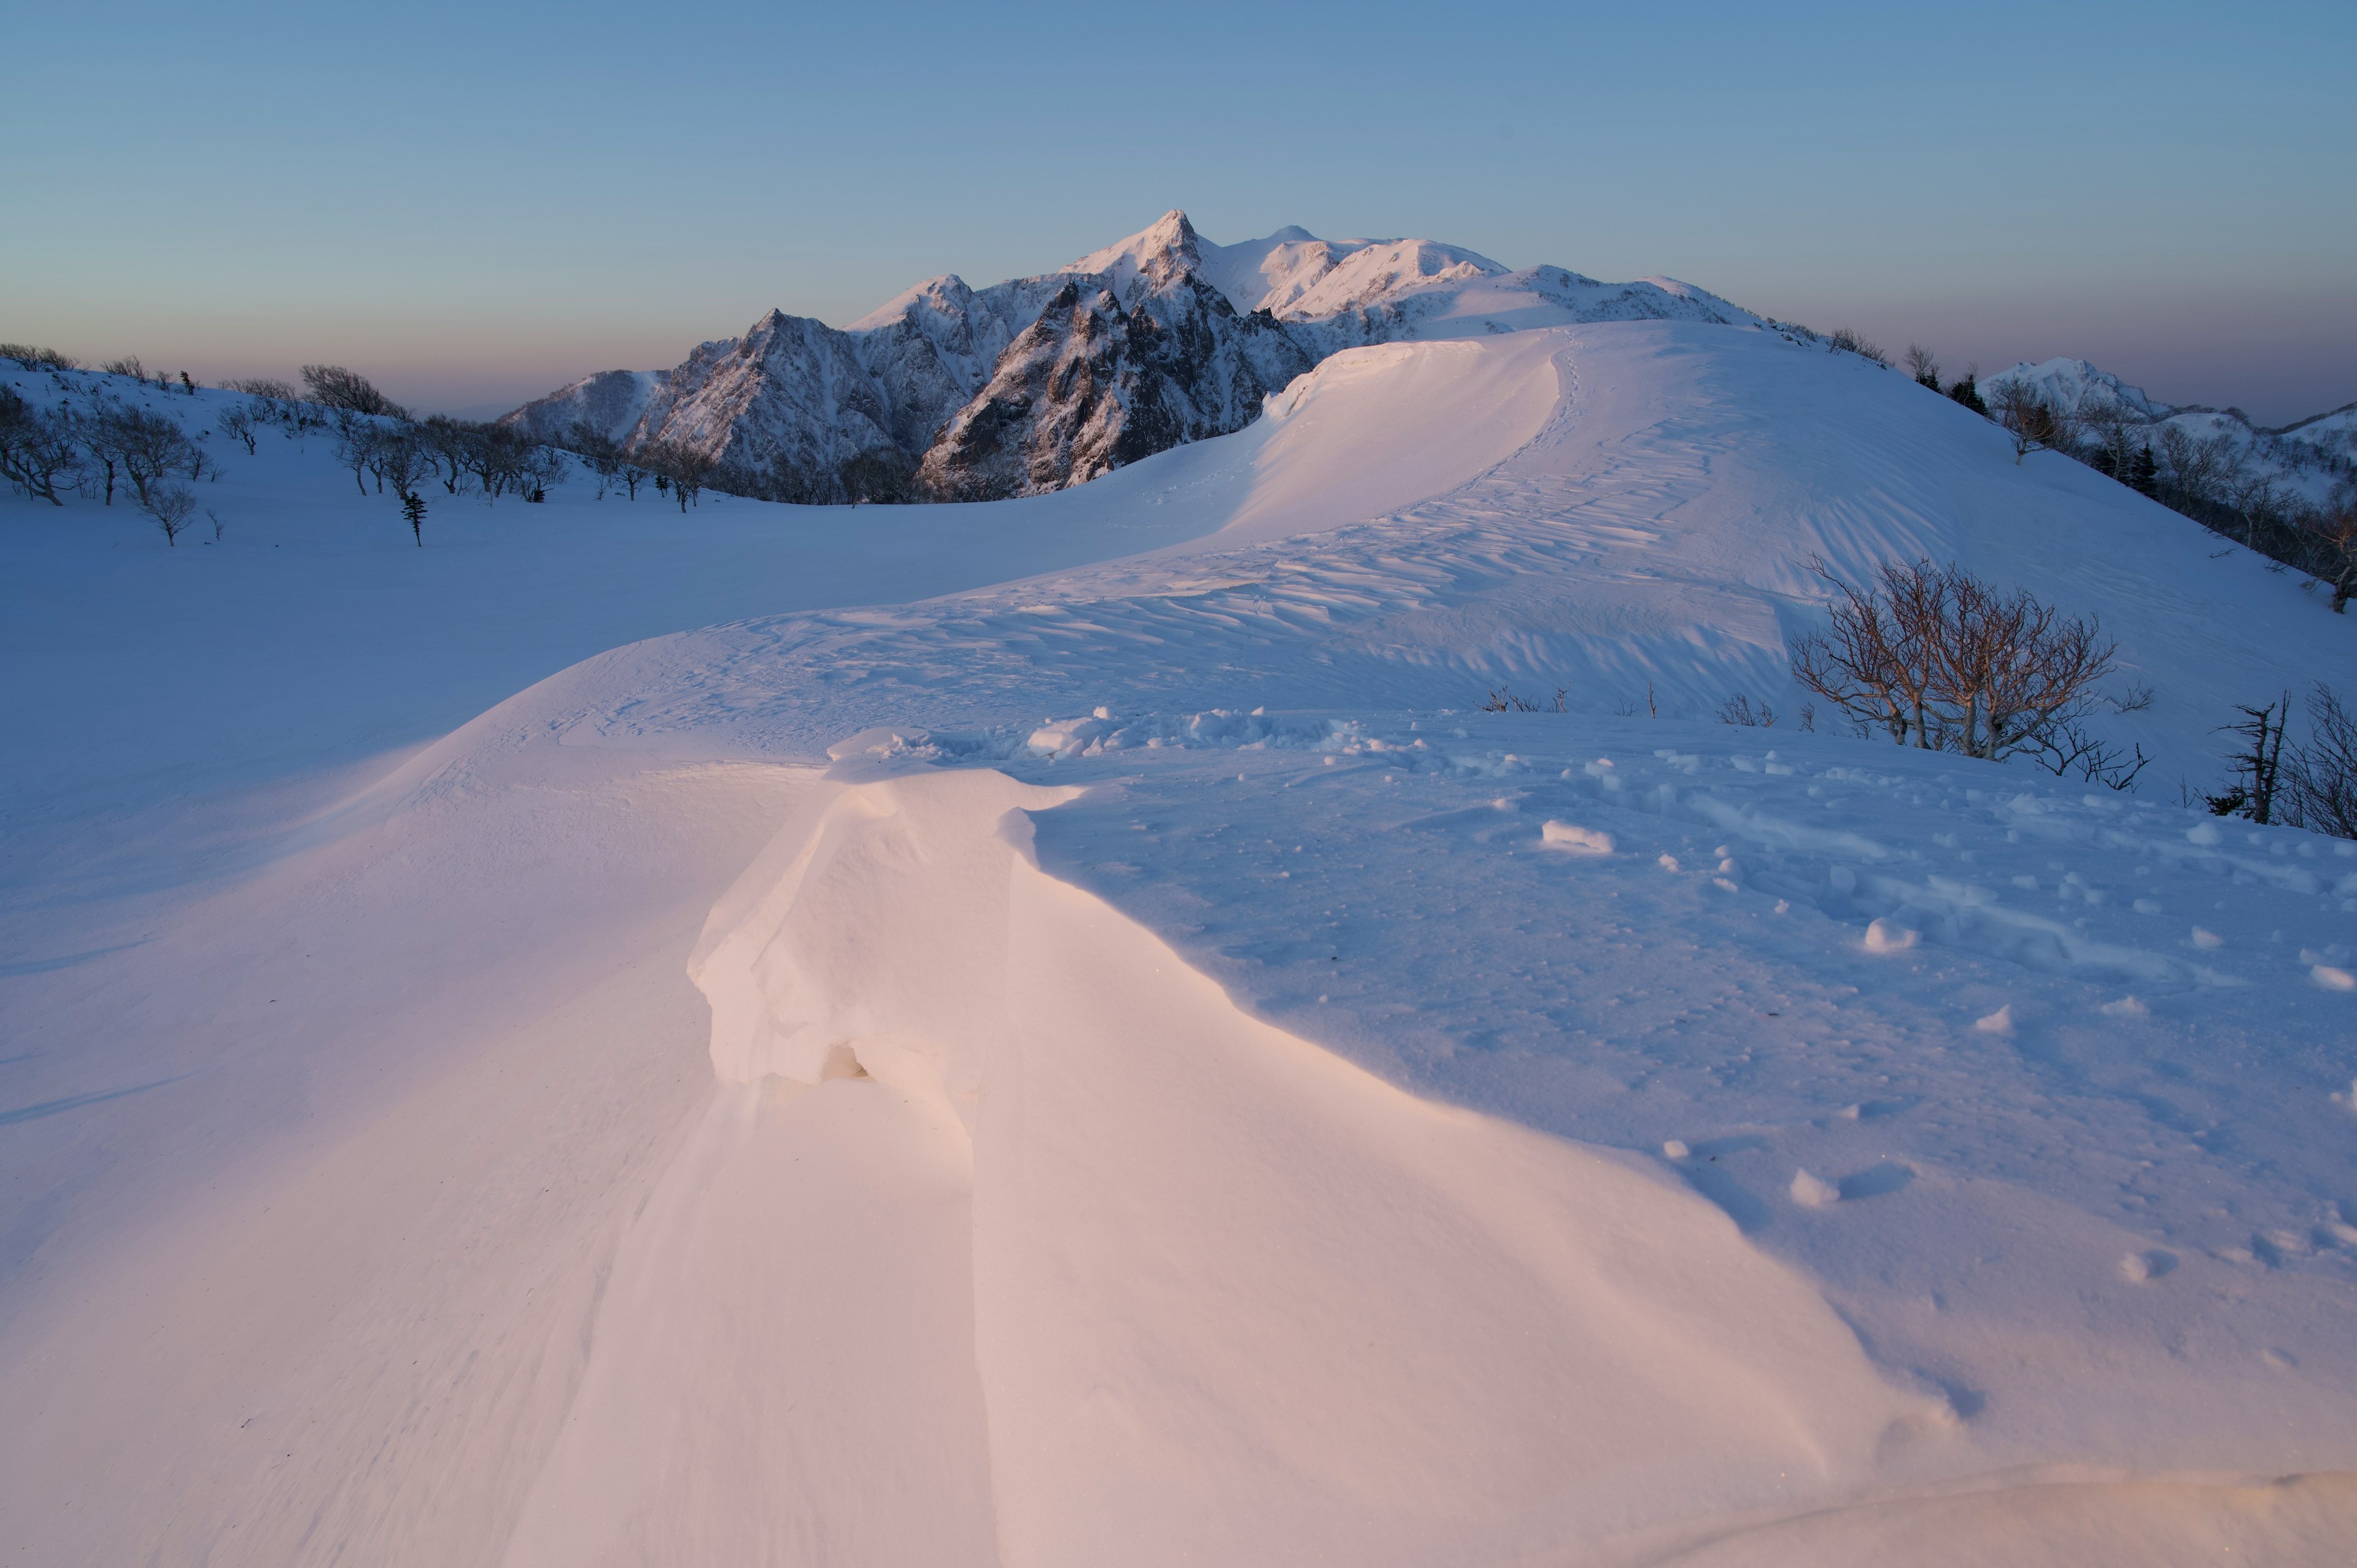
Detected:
left=500, top=210, right=1747, bottom=502
left=5, top=319, right=2357, bottom=1564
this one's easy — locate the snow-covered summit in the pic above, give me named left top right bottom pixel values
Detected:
left=501, top=210, right=1758, bottom=502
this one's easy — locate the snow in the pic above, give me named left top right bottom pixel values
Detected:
left=6, top=315, right=2357, bottom=1562
left=1981, top=357, right=2356, bottom=507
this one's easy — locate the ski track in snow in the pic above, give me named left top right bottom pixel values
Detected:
left=4, top=319, right=2356, bottom=1565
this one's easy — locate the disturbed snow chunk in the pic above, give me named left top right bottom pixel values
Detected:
left=2310, top=965, right=2356, bottom=992
left=1540, top=821, right=1614, bottom=855
left=2100, top=996, right=2150, bottom=1018
left=1790, top=1169, right=1839, bottom=1208
left=1662, top=1140, right=1690, bottom=1159
left=1864, top=917, right=1919, bottom=953
left=2190, top=927, right=2225, bottom=949
left=1973, top=1005, right=2015, bottom=1035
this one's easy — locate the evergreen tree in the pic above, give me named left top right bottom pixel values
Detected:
left=2129, top=443, right=2159, bottom=496
left=401, top=490, right=427, bottom=546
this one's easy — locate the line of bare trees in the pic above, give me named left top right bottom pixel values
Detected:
left=2, top=380, right=222, bottom=544
left=1, top=353, right=594, bottom=545
left=1900, top=344, right=2357, bottom=611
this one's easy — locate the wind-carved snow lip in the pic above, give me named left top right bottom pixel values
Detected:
left=671, top=760, right=1952, bottom=1562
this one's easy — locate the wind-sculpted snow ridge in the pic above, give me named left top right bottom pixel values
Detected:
left=500, top=209, right=1754, bottom=502
left=501, top=762, right=1943, bottom=1567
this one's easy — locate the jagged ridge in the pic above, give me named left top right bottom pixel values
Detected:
left=501, top=209, right=1752, bottom=503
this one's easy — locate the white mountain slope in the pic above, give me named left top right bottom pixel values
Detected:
left=4, top=320, right=2356, bottom=1565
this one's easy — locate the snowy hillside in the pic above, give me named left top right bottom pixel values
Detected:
left=6, top=320, right=2357, bottom=1564
left=499, top=210, right=1750, bottom=503
left=1984, top=357, right=2356, bottom=508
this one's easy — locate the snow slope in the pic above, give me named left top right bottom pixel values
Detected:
left=4, top=320, right=2356, bottom=1564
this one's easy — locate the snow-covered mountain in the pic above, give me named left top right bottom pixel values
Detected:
left=1983, top=357, right=2356, bottom=507
left=501, top=210, right=1752, bottom=501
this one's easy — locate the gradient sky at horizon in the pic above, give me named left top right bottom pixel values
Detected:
left=7, top=0, right=2351, bottom=422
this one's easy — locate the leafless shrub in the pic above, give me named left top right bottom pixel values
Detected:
left=1988, top=380, right=2074, bottom=463
left=2283, top=686, right=2357, bottom=840
left=1791, top=557, right=2134, bottom=774
left=1, top=343, right=80, bottom=371
left=101, top=355, right=147, bottom=380
left=2156, top=423, right=2243, bottom=506
left=2309, top=500, right=2357, bottom=613
left=0, top=385, right=82, bottom=504
left=374, top=430, right=433, bottom=506
left=300, top=364, right=409, bottom=419
left=1479, top=683, right=1568, bottom=713
left=1828, top=327, right=1889, bottom=366
left=145, top=481, right=197, bottom=546
left=1903, top=344, right=1940, bottom=388
left=1716, top=695, right=1777, bottom=727
left=2207, top=694, right=2291, bottom=822
left=216, top=402, right=260, bottom=455
left=221, top=376, right=300, bottom=401
left=643, top=440, right=716, bottom=511
left=108, top=407, right=196, bottom=508
left=567, top=421, right=624, bottom=499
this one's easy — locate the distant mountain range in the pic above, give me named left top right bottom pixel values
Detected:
left=499, top=211, right=1751, bottom=503
left=1980, top=358, right=2356, bottom=508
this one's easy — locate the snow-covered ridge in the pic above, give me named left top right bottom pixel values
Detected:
left=499, top=210, right=1752, bottom=503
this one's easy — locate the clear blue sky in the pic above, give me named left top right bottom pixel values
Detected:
left=7, top=0, right=2350, bottom=422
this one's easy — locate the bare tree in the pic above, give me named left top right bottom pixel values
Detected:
left=2207, top=695, right=2290, bottom=823
left=1827, top=327, right=1889, bottom=366
left=300, top=364, right=409, bottom=419
left=221, top=376, right=300, bottom=401
left=216, top=402, right=260, bottom=455
left=2309, top=499, right=2357, bottom=613
left=1716, top=695, right=1778, bottom=727
left=1790, top=557, right=1947, bottom=745
left=1, top=344, right=82, bottom=371
left=417, top=416, right=477, bottom=494
left=1792, top=558, right=2132, bottom=770
left=79, top=396, right=133, bottom=503
left=2157, top=423, right=2243, bottom=506
left=2072, top=395, right=2148, bottom=485
left=0, top=385, right=83, bottom=504
left=2284, top=686, right=2357, bottom=840
left=145, top=481, right=198, bottom=546
left=1988, top=379, right=2073, bottom=463
left=516, top=442, right=568, bottom=501
left=567, top=421, right=623, bottom=499
left=375, top=430, right=432, bottom=506
left=1903, top=344, right=1941, bottom=389
left=331, top=413, right=382, bottom=495
left=102, top=355, right=147, bottom=380
left=643, top=441, right=716, bottom=511
left=112, top=407, right=197, bottom=508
